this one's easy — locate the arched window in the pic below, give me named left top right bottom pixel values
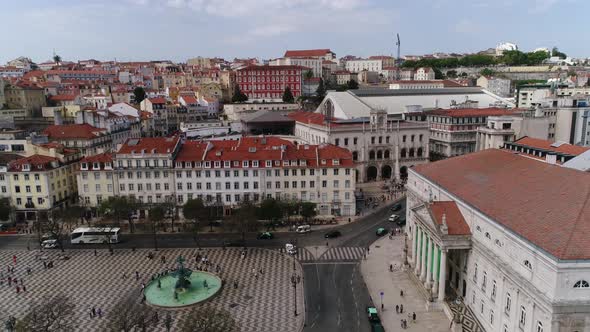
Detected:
left=574, top=280, right=590, bottom=288
left=369, top=150, right=375, bottom=160
left=401, top=148, right=407, bottom=158
left=377, top=150, right=383, bottom=159
left=409, top=148, right=415, bottom=157
left=417, top=147, right=423, bottom=157
left=384, top=150, right=390, bottom=159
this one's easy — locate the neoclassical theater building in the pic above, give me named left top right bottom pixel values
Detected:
left=406, top=148, right=590, bottom=332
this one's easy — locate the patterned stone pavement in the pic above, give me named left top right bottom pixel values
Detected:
left=0, top=247, right=304, bottom=332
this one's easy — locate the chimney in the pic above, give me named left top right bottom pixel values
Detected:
left=440, top=213, right=449, bottom=235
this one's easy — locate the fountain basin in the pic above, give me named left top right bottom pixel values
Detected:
left=144, top=271, right=222, bottom=308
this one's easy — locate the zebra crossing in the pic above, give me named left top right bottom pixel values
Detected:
left=318, top=247, right=365, bottom=262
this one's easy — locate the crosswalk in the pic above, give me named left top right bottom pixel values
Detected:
left=318, top=247, right=365, bottom=262
left=275, top=246, right=366, bottom=262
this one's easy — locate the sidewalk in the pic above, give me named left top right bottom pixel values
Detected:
left=361, top=235, right=451, bottom=332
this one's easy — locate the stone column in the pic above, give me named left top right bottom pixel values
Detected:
left=426, top=238, right=433, bottom=288
left=438, top=249, right=447, bottom=302
left=414, top=227, right=421, bottom=275
left=431, top=245, right=440, bottom=296
left=420, top=234, right=428, bottom=281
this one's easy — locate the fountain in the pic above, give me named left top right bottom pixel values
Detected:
left=144, top=256, right=222, bottom=308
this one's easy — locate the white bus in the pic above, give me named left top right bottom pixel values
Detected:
left=70, top=227, right=121, bottom=244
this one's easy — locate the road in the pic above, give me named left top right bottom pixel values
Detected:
left=303, top=198, right=406, bottom=332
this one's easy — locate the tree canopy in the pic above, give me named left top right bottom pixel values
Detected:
left=133, top=87, right=146, bottom=104
left=16, top=294, right=75, bottom=332
left=316, top=78, right=326, bottom=97
left=231, top=85, right=248, bottom=103
left=282, top=86, right=295, bottom=103
left=346, top=79, right=359, bottom=90
left=181, top=307, right=238, bottom=332
left=0, top=197, right=11, bottom=221
left=552, top=47, right=567, bottom=59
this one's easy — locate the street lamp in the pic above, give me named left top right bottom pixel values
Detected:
left=291, top=272, right=301, bottom=316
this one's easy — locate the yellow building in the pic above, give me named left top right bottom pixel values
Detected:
left=3, top=81, right=46, bottom=115
left=8, top=145, right=81, bottom=223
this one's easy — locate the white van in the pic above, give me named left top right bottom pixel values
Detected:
left=296, top=225, right=311, bottom=234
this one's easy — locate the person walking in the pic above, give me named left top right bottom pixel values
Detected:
left=412, top=312, right=416, bottom=322
left=92, top=307, right=96, bottom=318
left=400, top=304, right=404, bottom=313
left=396, top=304, right=399, bottom=313
left=135, top=271, right=140, bottom=281
left=400, top=289, right=404, bottom=297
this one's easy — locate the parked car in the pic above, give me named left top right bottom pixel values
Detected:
left=396, top=216, right=406, bottom=226
left=376, top=227, right=388, bottom=236
left=391, top=203, right=402, bottom=211
left=388, top=214, right=399, bottom=222
left=324, top=230, right=342, bottom=238
left=257, top=232, right=273, bottom=239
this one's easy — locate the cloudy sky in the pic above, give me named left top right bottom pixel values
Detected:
left=0, top=0, right=586, bottom=64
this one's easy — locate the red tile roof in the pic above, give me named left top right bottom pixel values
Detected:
left=514, top=136, right=589, bottom=156
left=429, top=202, right=471, bottom=236
left=49, top=94, right=77, bottom=101
left=8, top=155, right=60, bottom=172
left=140, top=111, right=153, bottom=120
left=288, top=111, right=331, bottom=126
left=426, top=107, right=520, bottom=118
left=284, top=49, right=333, bottom=58
left=175, top=136, right=353, bottom=167
left=148, top=97, right=166, bottom=104
left=180, top=95, right=198, bottom=104
left=80, top=153, right=113, bottom=170
left=44, top=124, right=106, bottom=140
left=117, top=137, right=180, bottom=155
left=237, top=65, right=307, bottom=72
left=368, top=55, right=394, bottom=60
left=413, top=149, right=590, bottom=260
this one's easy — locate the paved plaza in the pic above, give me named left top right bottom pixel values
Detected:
left=0, top=246, right=304, bottom=332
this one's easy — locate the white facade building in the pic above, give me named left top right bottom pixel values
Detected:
left=406, top=148, right=590, bottom=332
left=345, top=59, right=383, bottom=74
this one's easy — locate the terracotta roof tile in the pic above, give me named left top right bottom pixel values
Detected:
left=117, top=137, right=180, bottom=155
left=284, top=49, right=332, bottom=57
left=427, top=107, right=521, bottom=118
left=43, top=124, right=106, bottom=139
left=413, top=149, right=590, bottom=260
left=8, top=155, right=60, bottom=172
left=429, top=201, right=471, bottom=235
left=514, top=136, right=589, bottom=156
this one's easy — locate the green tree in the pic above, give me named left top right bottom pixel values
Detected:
left=258, top=198, right=282, bottom=226
left=181, top=307, right=239, bottom=332
left=53, top=54, right=61, bottom=64
left=346, top=79, right=359, bottom=90
left=304, top=70, right=313, bottom=80
left=0, top=197, right=11, bottom=221
left=552, top=47, right=567, bottom=59
left=182, top=198, right=209, bottom=247
left=107, top=297, right=156, bottom=332
left=133, top=87, right=146, bottom=104
left=300, top=202, right=317, bottom=223
left=148, top=204, right=166, bottom=251
left=446, top=70, right=458, bottom=78
left=316, top=78, right=326, bottom=97
left=231, top=85, right=248, bottom=103
left=480, top=68, right=495, bottom=76
left=98, top=196, right=139, bottom=233
left=282, top=86, right=294, bottom=103
left=433, top=68, right=444, bottom=79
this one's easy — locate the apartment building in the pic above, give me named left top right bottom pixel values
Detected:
left=236, top=65, right=304, bottom=101
left=77, top=136, right=356, bottom=217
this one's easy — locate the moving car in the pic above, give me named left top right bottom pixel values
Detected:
left=388, top=214, right=399, bottom=222
left=324, top=230, right=342, bottom=238
left=391, top=203, right=402, bottom=211
left=257, top=232, right=273, bottom=240
left=295, top=225, right=311, bottom=234
left=396, top=216, right=407, bottom=226
left=376, top=227, right=388, bottom=236
left=41, top=239, right=58, bottom=249
left=367, top=306, right=385, bottom=332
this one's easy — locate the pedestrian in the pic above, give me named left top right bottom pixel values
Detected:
left=98, top=308, right=102, bottom=318
left=400, top=304, right=403, bottom=313
left=390, top=264, right=393, bottom=272
left=94, top=249, right=97, bottom=256
left=161, top=255, right=166, bottom=264
left=396, top=304, right=399, bottom=313
left=13, top=255, right=16, bottom=264
left=259, top=268, right=263, bottom=275
left=412, top=312, right=416, bottom=322
left=255, top=273, right=259, bottom=280
left=400, top=290, right=404, bottom=297
left=89, top=308, right=93, bottom=319
left=135, top=271, right=140, bottom=281
left=152, top=311, right=158, bottom=323
left=400, top=319, right=404, bottom=329
left=16, top=285, right=20, bottom=294
left=22, top=285, right=26, bottom=292
left=92, top=307, right=96, bottom=317
left=157, top=279, right=161, bottom=289
left=381, top=303, right=384, bottom=310
left=367, top=247, right=370, bottom=254
left=122, top=273, right=128, bottom=280
left=141, top=283, right=145, bottom=293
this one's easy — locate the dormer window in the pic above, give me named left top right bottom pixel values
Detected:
left=333, top=159, right=340, bottom=165
left=105, top=162, right=112, bottom=169
left=204, top=161, right=211, bottom=168
left=93, top=162, right=99, bottom=169
left=274, top=161, right=280, bottom=166
left=321, top=159, right=327, bottom=165
left=81, top=163, right=88, bottom=170
left=233, top=161, right=239, bottom=167
left=22, top=164, right=30, bottom=171
left=224, top=161, right=230, bottom=168
left=301, top=160, right=307, bottom=166
left=265, top=161, right=272, bottom=167
left=243, top=161, right=249, bottom=168
left=252, top=161, right=259, bottom=167
left=176, top=162, right=182, bottom=168
left=283, top=160, right=289, bottom=166
left=214, top=161, right=221, bottom=168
